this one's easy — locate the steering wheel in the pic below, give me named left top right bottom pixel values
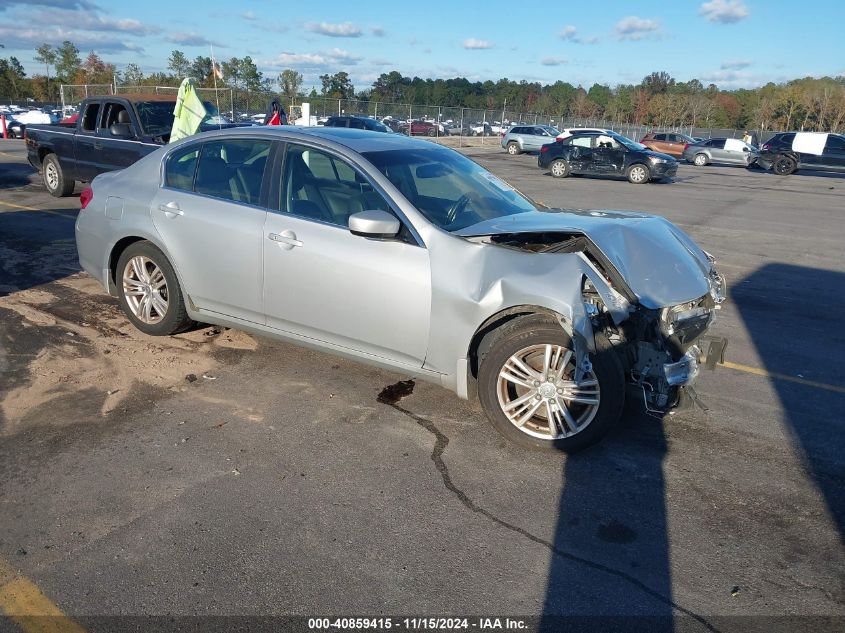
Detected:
left=446, top=193, right=472, bottom=225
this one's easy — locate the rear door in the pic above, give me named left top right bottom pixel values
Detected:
left=592, top=134, right=626, bottom=174
left=707, top=139, right=729, bottom=162
left=74, top=101, right=102, bottom=182
left=96, top=101, right=146, bottom=172
left=150, top=137, right=273, bottom=324
left=821, top=135, right=845, bottom=171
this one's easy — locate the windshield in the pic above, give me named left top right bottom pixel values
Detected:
left=541, top=125, right=561, bottom=136
left=362, top=146, right=538, bottom=231
left=134, top=100, right=222, bottom=136
left=610, top=131, right=648, bottom=151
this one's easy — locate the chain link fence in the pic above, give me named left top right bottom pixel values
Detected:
left=50, top=85, right=783, bottom=146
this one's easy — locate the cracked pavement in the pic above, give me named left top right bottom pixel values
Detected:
left=0, top=141, right=843, bottom=631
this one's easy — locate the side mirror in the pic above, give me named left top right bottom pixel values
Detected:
left=348, top=210, right=401, bottom=239
left=742, top=146, right=750, bottom=152
left=110, top=122, right=133, bottom=138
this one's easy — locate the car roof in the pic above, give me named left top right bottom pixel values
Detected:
left=176, top=125, right=440, bottom=154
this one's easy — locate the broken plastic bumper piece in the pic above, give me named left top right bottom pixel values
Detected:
left=664, top=347, right=701, bottom=386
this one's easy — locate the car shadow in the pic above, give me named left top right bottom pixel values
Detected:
left=0, top=208, right=81, bottom=297
left=0, top=145, right=37, bottom=190
left=733, top=263, right=845, bottom=542
left=540, top=341, right=681, bottom=631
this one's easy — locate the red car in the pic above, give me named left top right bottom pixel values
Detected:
left=404, top=120, right=437, bottom=136
left=59, top=113, right=79, bottom=126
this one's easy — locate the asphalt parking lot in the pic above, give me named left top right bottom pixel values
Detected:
left=0, top=139, right=843, bottom=632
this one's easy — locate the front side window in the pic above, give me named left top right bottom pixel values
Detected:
left=362, top=145, right=538, bottom=232
left=571, top=135, right=593, bottom=148
left=193, top=139, right=271, bottom=205
left=282, top=144, right=391, bottom=227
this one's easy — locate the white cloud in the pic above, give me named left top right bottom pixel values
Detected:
left=166, top=32, right=225, bottom=47
left=699, top=0, right=750, bottom=24
left=241, top=11, right=256, bottom=21
left=370, top=26, right=385, bottom=37
left=721, top=59, right=752, bottom=70
left=262, top=48, right=363, bottom=71
left=699, top=68, right=788, bottom=89
left=615, top=16, right=660, bottom=41
left=463, top=38, right=492, bottom=50
left=0, top=25, right=144, bottom=52
left=305, top=21, right=362, bottom=37
left=541, top=57, right=567, bottom=66
left=559, top=25, right=577, bottom=41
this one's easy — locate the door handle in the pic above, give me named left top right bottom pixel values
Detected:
left=158, top=202, right=183, bottom=218
left=94, top=141, right=103, bottom=150
left=268, top=231, right=303, bottom=250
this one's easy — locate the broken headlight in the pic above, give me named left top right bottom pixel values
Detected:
left=660, top=300, right=714, bottom=346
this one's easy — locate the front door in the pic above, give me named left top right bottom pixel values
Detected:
left=263, top=143, right=431, bottom=366
left=592, top=135, right=626, bottom=174
left=150, top=137, right=273, bottom=324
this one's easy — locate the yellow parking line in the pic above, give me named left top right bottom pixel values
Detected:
left=722, top=360, right=845, bottom=395
left=0, top=558, right=86, bottom=633
left=0, top=199, right=75, bottom=217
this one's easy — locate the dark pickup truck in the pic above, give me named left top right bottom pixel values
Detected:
left=26, top=94, right=245, bottom=197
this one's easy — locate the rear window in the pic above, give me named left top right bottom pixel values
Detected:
left=165, top=144, right=199, bottom=191
left=81, top=103, right=100, bottom=132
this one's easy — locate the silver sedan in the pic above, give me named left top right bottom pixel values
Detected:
left=683, top=137, right=759, bottom=166
left=76, top=127, right=726, bottom=452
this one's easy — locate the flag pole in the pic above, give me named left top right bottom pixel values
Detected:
left=210, top=44, right=222, bottom=129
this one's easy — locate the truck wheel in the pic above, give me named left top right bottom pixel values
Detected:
left=42, top=153, right=75, bottom=197
left=116, top=241, right=194, bottom=336
left=477, top=318, right=624, bottom=453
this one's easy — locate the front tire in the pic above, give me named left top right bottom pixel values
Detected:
left=506, top=142, right=520, bottom=155
left=550, top=158, right=570, bottom=178
left=693, top=153, right=708, bottom=166
left=42, top=153, right=74, bottom=197
left=773, top=154, right=797, bottom=175
left=477, top=318, right=625, bottom=452
left=116, top=241, right=193, bottom=336
left=427, top=129, right=436, bottom=137
left=626, top=163, right=650, bottom=184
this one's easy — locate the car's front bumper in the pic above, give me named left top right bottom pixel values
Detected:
left=651, top=161, right=678, bottom=178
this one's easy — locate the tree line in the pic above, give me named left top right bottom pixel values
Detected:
left=2, top=41, right=845, bottom=132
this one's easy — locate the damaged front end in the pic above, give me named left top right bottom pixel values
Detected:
left=470, top=228, right=728, bottom=415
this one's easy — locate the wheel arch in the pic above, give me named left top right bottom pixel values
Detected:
left=107, top=235, right=192, bottom=310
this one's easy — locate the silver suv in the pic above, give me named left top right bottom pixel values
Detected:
left=502, top=125, right=560, bottom=155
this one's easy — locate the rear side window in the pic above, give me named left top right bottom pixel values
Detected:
left=512, top=127, right=526, bottom=135
left=824, top=136, right=845, bottom=152
left=653, top=133, right=666, bottom=141
left=165, top=144, right=200, bottom=191
left=81, top=103, right=100, bottom=132
left=571, top=135, right=592, bottom=148
left=348, top=118, right=366, bottom=129
left=193, top=139, right=271, bottom=205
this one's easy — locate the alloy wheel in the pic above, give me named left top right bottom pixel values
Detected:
left=122, top=255, right=169, bottom=325
left=496, top=343, right=600, bottom=440
left=45, top=162, right=59, bottom=190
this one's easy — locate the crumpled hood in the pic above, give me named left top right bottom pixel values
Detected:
left=456, top=209, right=712, bottom=308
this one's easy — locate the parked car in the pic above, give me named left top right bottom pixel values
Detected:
left=556, top=127, right=611, bottom=141
left=539, top=130, right=678, bottom=183
left=381, top=117, right=405, bottom=133
left=468, top=121, right=493, bottom=136
left=682, top=138, right=759, bottom=167
left=59, top=113, right=79, bottom=126
left=323, top=115, right=392, bottom=133
left=502, top=125, right=561, bottom=155
left=640, top=132, right=697, bottom=157
left=26, top=94, right=249, bottom=197
left=75, top=126, right=725, bottom=451
left=757, top=132, right=845, bottom=175
left=405, top=120, right=438, bottom=136
left=4, top=116, right=25, bottom=139
left=444, top=121, right=469, bottom=136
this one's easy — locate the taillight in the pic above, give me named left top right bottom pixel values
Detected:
left=80, top=186, right=93, bottom=209
left=540, top=145, right=549, bottom=153
left=683, top=144, right=689, bottom=151
left=761, top=143, right=770, bottom=151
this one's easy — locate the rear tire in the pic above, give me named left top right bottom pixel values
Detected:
left=507, top=142, right=520, bottom=155
left=626, top=163, right=650, bottom=184
left=693, top=153, right=708, bottom=166
left=477, top=318, right=625, bottom=453
left=550, top=159, right=570, bottom=178
left=116, top=241, right=194, bottom=336
left=773, top=154, right=797, bottom=175
left=42, top=153, right=74, bottom=197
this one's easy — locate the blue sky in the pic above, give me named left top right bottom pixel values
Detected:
left=2, top=0, right=844, bottom=91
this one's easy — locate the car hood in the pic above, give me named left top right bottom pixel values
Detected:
left=642, top=148, right=677, bottom=161
left=455, top=209, right=712, bottom=308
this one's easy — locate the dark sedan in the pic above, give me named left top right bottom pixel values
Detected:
left=539, top=131, right=678, bottom=184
